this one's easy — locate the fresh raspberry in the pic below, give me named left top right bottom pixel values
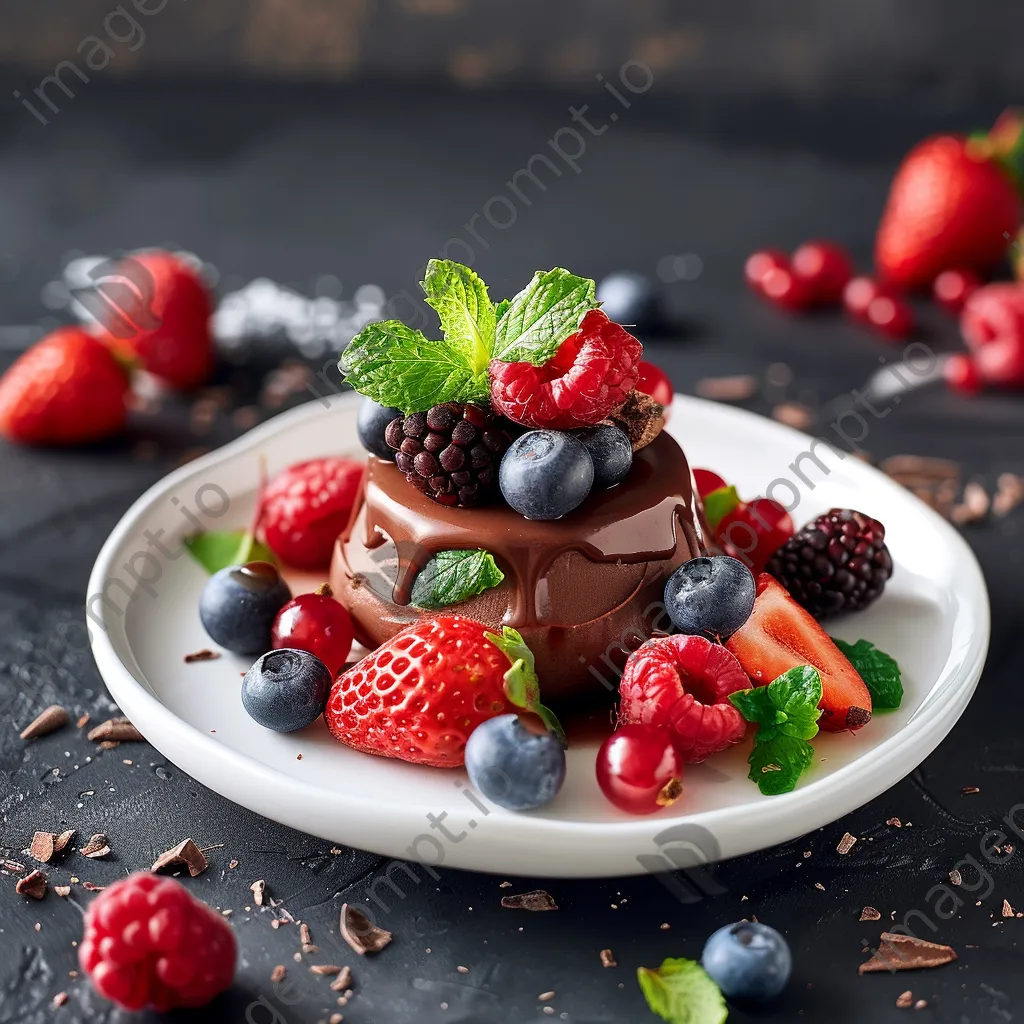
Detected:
left=717, top=497, right=795, bottom=575
left=0, top=326, right=130, bottom=445
left=744, top=249, right=789, bottom=291
left=933, top=268, right=981, bottom=314
left=960, top=283, right=1024, bottom=387
left=944, top=352, right=983, bottom=395
left=260, top=457, right=365, bottom=571
left=866, top=294, right=915, bottom=339
left=618, top=635, right=750, bottom=763
left=489, top=310, right=641, bottom=429
left=79, top=873, right=236, bottom=1011
left=760, top=265, right=813, bottom=311
left=94, top=251, right=214, bottom=391
left=326, top=616, right=545, bottom=767
left=842, top=276, right=886, bottom=321
left=791, top=241, right=853, bottom=305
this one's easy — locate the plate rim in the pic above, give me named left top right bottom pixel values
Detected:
left=87, top=393, right=991, bottom=876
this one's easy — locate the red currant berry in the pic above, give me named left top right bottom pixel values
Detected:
left=943, top=353, right=982, bottom=395
left=760, top=265, right=812, bottom=311
left=933, top=268, right=981, bottom=315
left=635, top=360, right=674, bottom=411
left=791, top=240, right=853, bottom=305
left=842, top=276, right=883, bottom=321
left=596, top=724, right=684, bottom=815
left=744, top=249, right=788, bottom=291
left=693, top=468, right=728, bottom=499
left=271, top=583, right=354, bottom=675
left=717, top=497, right=795, bottom=574
left=867, top=294, right=914, bottom=339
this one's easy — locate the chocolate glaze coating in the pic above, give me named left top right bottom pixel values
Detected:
left=330, top=431, right=707, bottom=706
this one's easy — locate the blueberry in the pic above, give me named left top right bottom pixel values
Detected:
left=357, top=398, right=402, bottom=460
left=596, top=271, right=662, bottom=329
left=242, top=648, right=331, bottom=732
left=199, top=561, right=292, bottom=655
left=465, top=714, right=566, bottom=811
left=664, top=555, right=755, bottom=640
left=499, top=430, right=594, bottom=520
left=575, top=425, right=632, bottom=489
left=702, top=921, right=792, bottom=1003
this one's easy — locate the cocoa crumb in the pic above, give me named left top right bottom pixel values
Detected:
left=859, top=933, right=957, bottom=974
left=952, top=481, right=990, bottom=524
left=860, top=907, right=881, bottom=922
left=837, top=832, right=857, bottom=855
left=329, top=1014, right=344, bottom=1024
left=82, top=881, right=105, bottom=891
left=1, top=859, right=26, bottom=874
left=309, top=965, right=343, bottom=976
left=896, top=990, right=914, bottom=1008
left=87, top=717, right=145, bottom=743
left=914, top=1000, right=928, bottom=1010
left=16, top=869, right=47, bottom=899
left=993, top=473, right=1024, bottom=516
left=887, top=817, right=902, bottom=828
left=456, top=966, right=469, bottom=974
left=229, top=859, right=239, bottom=869
left=330, top=966, right=353, bottom=991
left=184, top=649, right=220, bottom=663
left=949, top=870, right=963, bottom=886
left=602, top=390, right=665, bottom=450
left=696, top=375, right=757, bottom=402
left=250, top=879, right=266, bottom=906
left=52, top=992, right=68, bottom=1008
left=19, top=705, right=69, bottom=740
left=80, top=834, right=110, bottom=859
left=772, top=403, right=814, bottom=431
left=961, top=785, right=980, bottom=795
left=152, top=839, right=207, bottom=877
left=54, top=885, right=71, bottom=897
left=599, top=949, right=618, bottom=968
left=1003, top=899, right=1015, bottom=917
left=538, top=991, right=555, bottom=1001
left=271, top=965, right=286, bottom=984
left=76, top=714, right=90, bottom=729
left=340, top=904, right=392, bottom=955
left=500, top=889, right=558, bottom=912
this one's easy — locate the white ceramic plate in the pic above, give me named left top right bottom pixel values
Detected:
left=88, top=394, right=989, bottom=878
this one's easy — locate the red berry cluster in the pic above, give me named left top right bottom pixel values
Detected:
left=80, top=873, right=236, bottom=1011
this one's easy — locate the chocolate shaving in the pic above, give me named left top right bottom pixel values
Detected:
left=309, top=964, right=342, bottom=976
left=270, top=965, right=286, bottom=984
left=19, top=705, right=69, bottom=740
left=54, top=885, right=71, bottom=898
left=772, top=403, right=814, bottom=431
left=250, top=879, right=266, bottom=906
left=949, top=869, right=962, bottom=886
left=887, top=817, right=902, bottom=828
left=76, top=714, right=90, bottom=729
left=55, top=829, right=76, bottom=853
left=330, top=966, right=353, bottom=991
left=16, top=869, right=47, bottom=899
left=184, top=649, right=220, bottom=663
left=860, top=907, right=881, bottom=921
left=2, top=859, right=26, bottom=874
left=961, top=786, right=980, bottom=795
left=152, top=838, right=207, bottom=877
left=994, top=473, right=1024, bottom=516
left=1002, top=899, right=1015, bottom=917
left=500, top=889, right=558, bottom=912
left=859, top=933, right=957, bottom=974
left=80, top=834, right=110, bottom=859
left=599, top=948, right=617, bottom=967
left=601, top=390, right=665, bottom=451
left=340, top=904, right=392, bottom=955
left=896, top=990, right=914, bottom=1008
left=837, top=832, right=857, bottom=855
left=88, top=717, right=145, bottom=743
left=29, top=832, right=55, bottom=863
left=82, top=881, right=105, bottom=891
left=696, top=374, right=757, bottom=402
left=52, top=992, right=68, bottom=1008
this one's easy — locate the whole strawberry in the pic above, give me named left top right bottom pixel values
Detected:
left=490, top=309, right=642, bottom=429
left=325, top=617, right=561, bottom=767
left=79, top=872, right=236, bottom=1011
left=260, top=457, right=365, bottom=570
left=876, top=112, right=1023, bottom=289
left=0, top=326, right=130, bottom=445
left=95, top=250, right=214, bottom=390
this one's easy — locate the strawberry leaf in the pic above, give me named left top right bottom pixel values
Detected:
left=184, top=530, right=276, bottom=575
left=701, top=485, right=741, bottom=531
left=637, top=958, right=728, bottom=1024
left=485, top=626, right=566, bottom=746
left=421, top=260, right=495, bottom=374
left=410, top=549, right=504, bottom=610
left=833, top=638, right=903, bottom=710
left=747, top=733, right=815, bottom=796
left=340, top=320, right=491, bottom=414
left=491, top=268, right=598, bottom=366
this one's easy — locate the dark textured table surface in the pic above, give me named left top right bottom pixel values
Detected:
left=2, top=82, right=1024, bottom=1024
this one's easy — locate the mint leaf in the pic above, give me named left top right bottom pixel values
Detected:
left=421, top=260, right=495, bottom=373
left=410, top=549, right=504, bottom=610
left=485, top=626, right=566, bottom=745
left=730, top=666, right=823, bottom=795
left=491, top=268, right=598, bottom=365
left=184, top=530, right=276, bottom=575
left=748, top=733, right=815, bottom=795
left=834, top=638, right=903, bottom=710
left=701, top=485, right=741, bottom=531
left=637, top=958, right=728, bottom=1024
left=340, top=320, right=490, bottom=413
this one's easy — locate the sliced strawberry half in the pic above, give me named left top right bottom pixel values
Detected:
left=725, top=574, right=872, bottom=732
left=618, top=634, right=751, bottom=763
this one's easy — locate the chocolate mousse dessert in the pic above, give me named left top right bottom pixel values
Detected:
left=332, top=259, right=706, bottom=704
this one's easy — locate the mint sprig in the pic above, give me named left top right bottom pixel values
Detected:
left=491, top=268, right=599, bottom=365
left=421, top=259, right=495, bottom=372
left=637, top=958, right=728, bottom=1024
left=833, top=638, right=903, bottom=710
left=730, top=666, right=823, bottom=795
left=184, top=530, right=276, bottom=575
left=410, top=549, right=504, bottom=610
left=701, top=485, right=741, bottom=531
left=485, top=626, right=566, bottom=746
left=340, top=319, right=490, bottom=413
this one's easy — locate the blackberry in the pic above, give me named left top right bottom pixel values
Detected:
left=765, top=508, right=893, bottom=619
left=384, top=402, right=514, bottom=508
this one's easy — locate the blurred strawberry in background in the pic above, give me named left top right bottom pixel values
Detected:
left=94, top=250, right=214, bottom=391
left=875, top=110, right=1024, bottom=289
